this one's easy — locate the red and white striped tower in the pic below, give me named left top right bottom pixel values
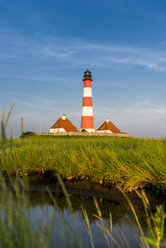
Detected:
left=81, top=69, right=95, bottom=132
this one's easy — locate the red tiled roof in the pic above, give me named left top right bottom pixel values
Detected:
left=50, top=117, right=78, bottom=132
left=97, top=120, right=121, bottom=133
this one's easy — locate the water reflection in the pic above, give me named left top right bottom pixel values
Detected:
left=26, top=192, right=148, bottom=248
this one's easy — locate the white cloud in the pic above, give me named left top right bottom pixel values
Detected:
left=1, top=27, right=166, bottom=71
left=93, top=100, right=166, bottom=138
left=5, top=98, right=166, bottom=138
left=1, top=28, right=166, bottom=138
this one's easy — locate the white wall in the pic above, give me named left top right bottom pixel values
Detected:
left=50, top=128, right=66, bottom=133
left=96, top=130, right=112, bottom=133
left=80, top=128, right=95, bottom=133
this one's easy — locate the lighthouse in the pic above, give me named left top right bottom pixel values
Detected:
left=81, top=69, right=95, bottom=132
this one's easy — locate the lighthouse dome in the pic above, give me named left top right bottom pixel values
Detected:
left=83, top=69, right=93, bottom=81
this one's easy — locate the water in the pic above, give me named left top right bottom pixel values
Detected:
left=26, top=191, right=149, bottom=248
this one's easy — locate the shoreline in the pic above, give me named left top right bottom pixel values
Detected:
left=7, top=175, right=166, bottom=210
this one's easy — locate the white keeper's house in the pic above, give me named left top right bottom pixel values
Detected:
left=50, top=114, right=78, bottom=133
left=96, top=118, right=121, bottom=134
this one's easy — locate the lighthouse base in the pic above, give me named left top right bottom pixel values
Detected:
left=80, top=128, right=95, bottom=133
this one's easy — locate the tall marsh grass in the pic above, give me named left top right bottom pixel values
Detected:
left=1, top=135, right=166, bottom=192
left=0, top=105, right=165, bottom=247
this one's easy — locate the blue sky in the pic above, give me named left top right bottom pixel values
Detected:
left=0, top=0, right=166, bottom=138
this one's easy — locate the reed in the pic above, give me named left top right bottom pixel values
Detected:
left=0, top=175, right=55, bottom=248
left=0, top=105, right=165, bottom=248
left=82, top=188, right=166, bottom=248
left=0, top=169, right=165, bottom=248
left=0, top=135, right=166, bottom=192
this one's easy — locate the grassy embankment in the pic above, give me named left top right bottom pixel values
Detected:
left=0, top=107, right=166, bottom=248
left=1, top=135, right=166, bottom=192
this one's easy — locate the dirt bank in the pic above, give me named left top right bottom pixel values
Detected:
left=13, top=175, right=166, bottom=211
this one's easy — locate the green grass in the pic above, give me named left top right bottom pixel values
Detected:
left=0, top=105, right=166, bottom=248
left=1, top=135, right=166, bottom=192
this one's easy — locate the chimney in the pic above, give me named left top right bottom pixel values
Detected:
left=106, top=118, right=109, bottom=123
left=62, top=114, right=66, bottom=120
